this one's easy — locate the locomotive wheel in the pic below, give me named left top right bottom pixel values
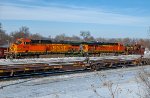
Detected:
left=91, top=64, right=99, bottom=71
left=6, top=55, right=13, bottom=59
left=6, top=55, right=9, bottom=59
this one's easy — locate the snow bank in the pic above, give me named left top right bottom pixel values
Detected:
left=144, top=48, right=150, bottom=58
left=0, top=55, right=141, bottom=65
left=0, top=66, right=149, bottom=98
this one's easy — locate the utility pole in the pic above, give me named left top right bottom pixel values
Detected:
left=148, top=26, right=150, bottom=38
left=148, top=26, right=150, bottom=37
left=0, top=23, right=2, bottom=40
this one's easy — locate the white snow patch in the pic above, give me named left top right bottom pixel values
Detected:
left=0, top=66, right=149, bottom=98
left=0, top=55, right=142, bottom=65
left=144, top=48, right=150, bottom=58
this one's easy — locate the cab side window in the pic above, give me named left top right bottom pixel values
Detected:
left=16, top=40, right=22, bottom=45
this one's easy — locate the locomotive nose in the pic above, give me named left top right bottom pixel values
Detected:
left=9, top=44, right=16, bottom=52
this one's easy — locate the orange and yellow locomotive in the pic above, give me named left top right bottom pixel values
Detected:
left=6, top=38, right=144, bottom=58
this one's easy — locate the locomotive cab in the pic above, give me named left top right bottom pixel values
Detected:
left=15, top=38, right=31, bottom=45
left=9, top=38, right=31, bottom=54
left=15, top=40, right=23, bottom=45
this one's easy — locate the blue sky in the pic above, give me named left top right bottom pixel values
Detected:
left=0, top=0, right=150, bottom=38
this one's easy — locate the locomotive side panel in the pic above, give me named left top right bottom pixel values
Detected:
left=93, top=44, right=125, bottom=53
left=118, top=45, right=125, bottom=53
left=47, top=44, right=74, bottom=53
left=94, top=45, right=113, bottom=52
left=28, top=44, right=46, bottom=53
left=9, top=44, right=26, bottom=53
left=70, top=45, right=80, bottom=52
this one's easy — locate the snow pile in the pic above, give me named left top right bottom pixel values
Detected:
left=0, top=55, right=141, bottom=65
left=144, top=48, right=150, bottom=58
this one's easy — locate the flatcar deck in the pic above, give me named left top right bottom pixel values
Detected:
left=0, top=55, right=149, bottom=79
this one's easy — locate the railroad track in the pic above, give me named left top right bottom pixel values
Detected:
left=0, top=69, right=92, bottom=81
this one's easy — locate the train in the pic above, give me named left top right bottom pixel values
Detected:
left=0, top=38, right=145, bottom=59
left=0, top=47, right=7, bottom=58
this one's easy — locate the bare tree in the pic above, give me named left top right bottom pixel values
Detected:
left=0, top=23, right=10, bottom=45
left=10, top=26, right=31, bottom=41
left=54, top=33, right=67, bottom=41
left=108, top=38, right=117, bottom=43
left=80, top=31, right=95, bottom=41
left=19, top=26, right=30, bottom=38
left=70, top=35, right=81, bottom=41
left=96, top=37, right=107, bottom=42
left=31, top=33, right=44, bottom=40
left=1, top=22, right=150, bottom=49
left=0, top=23, right=5, bottom=41
left=122, top=38, right=131, bottom=45
left=90, top=73, right=124, bottom=98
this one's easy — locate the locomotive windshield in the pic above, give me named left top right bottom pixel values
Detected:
left=15, top=40, right=22, bottom=45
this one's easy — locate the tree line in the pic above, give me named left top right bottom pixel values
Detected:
left=0, top=23, right=150, bottom=49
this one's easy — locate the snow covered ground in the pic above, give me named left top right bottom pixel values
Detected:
left=0, top=55, right=142, bottom=65
left=144, top=48, right=150, bottom=58
left=0, top=65, right=149, bottom=98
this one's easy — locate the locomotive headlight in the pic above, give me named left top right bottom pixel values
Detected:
left=10, top=44, right=17, bottom=52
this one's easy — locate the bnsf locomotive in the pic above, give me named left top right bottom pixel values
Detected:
left=5, top=38, right=144, bottom=58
